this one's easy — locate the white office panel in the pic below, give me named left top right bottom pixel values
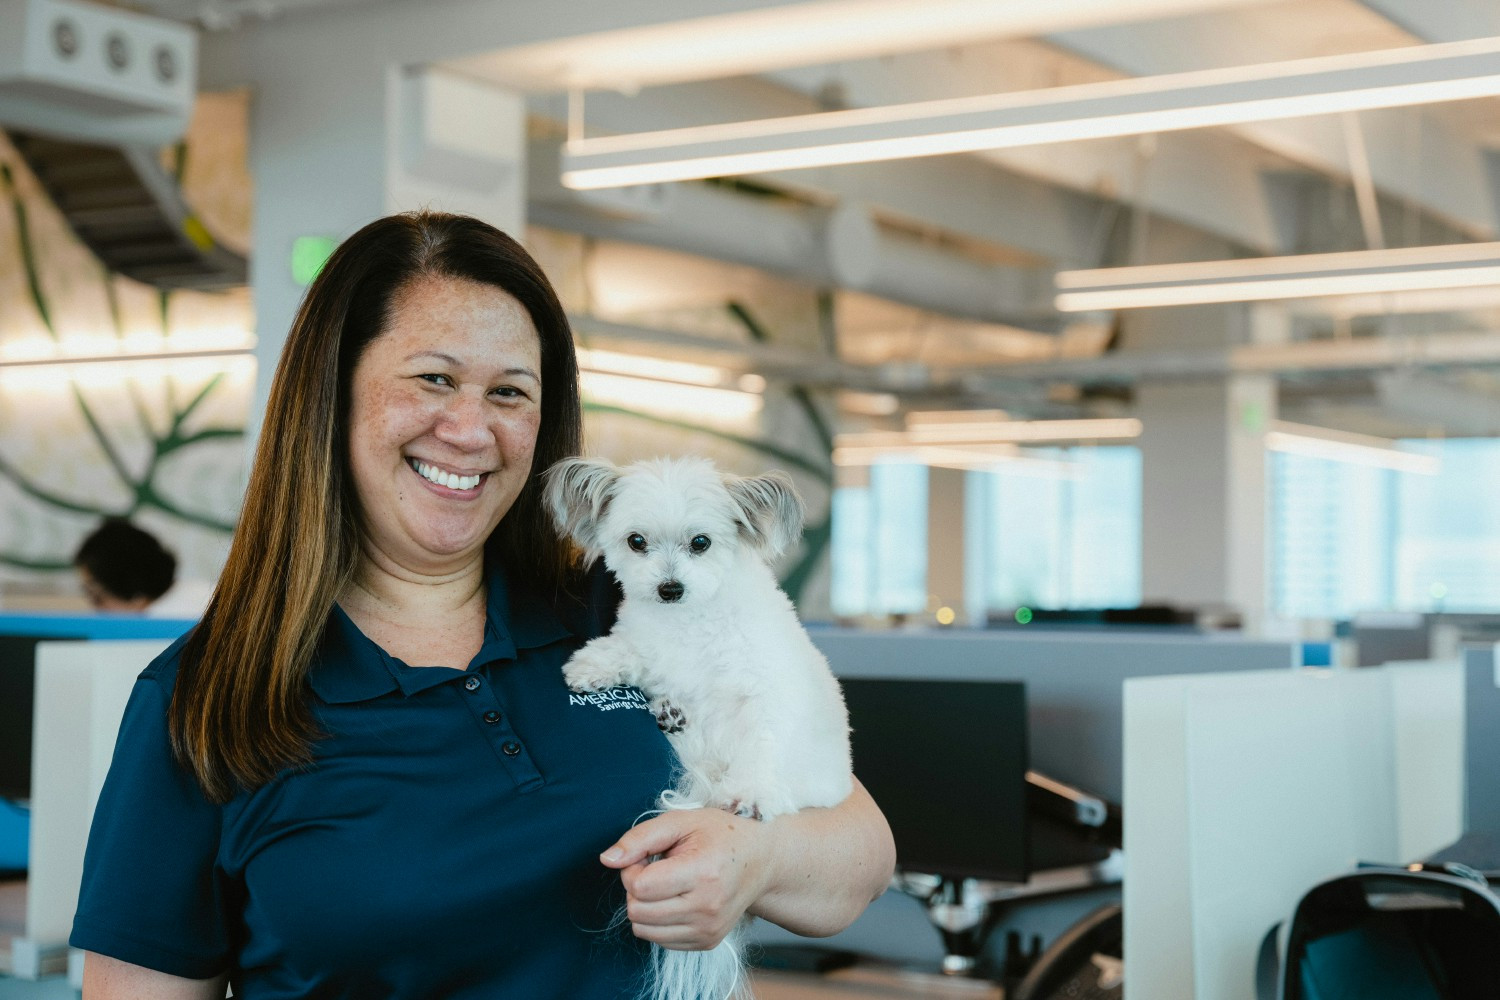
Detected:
left=1385, top=660, right=1464, bottom=861
left=1122, top=675, right=1195, bottom=1000
left=1124, top=664, right=1463, bottom=1000
left=16, top=639, right=168, bottom=979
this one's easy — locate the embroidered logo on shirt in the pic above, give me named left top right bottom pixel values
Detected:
left=568, top=686, right=651, bottom=712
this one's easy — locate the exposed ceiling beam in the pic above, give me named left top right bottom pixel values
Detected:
left=965, top=330, right=1500, bottom=387
left=1374, top=369, right=1500, bottom=435
left=569, top=313, right=970, bottom=398
left=446, top=0, right=1275, bottom=91
left=1355, top=0, right=1500, bottom=44
left=529, top=138, right=1061, bottom=330
left=199, top=0, right=1270, bottom=91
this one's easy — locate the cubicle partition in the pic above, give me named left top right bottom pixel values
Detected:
left=1465, top=643, right=1500, bottom=832
left=1123, top=659, right=1464, bottom=1000
left=0, top=615, right=191, bottom=979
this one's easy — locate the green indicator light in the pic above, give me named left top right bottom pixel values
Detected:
left=1241, top=401, right=1266, bottom=433
left=291, top=235, right=337, bottom=287
left=1430, top=582, right=1448, bottom=600
left=1015, top=607, right=1033, bottom=624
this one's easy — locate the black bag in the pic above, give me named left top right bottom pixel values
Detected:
left=1264, top=864, right=1500, bottom=1000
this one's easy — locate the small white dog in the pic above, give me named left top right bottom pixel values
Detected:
left=544, top=456, right=853, bottom=1000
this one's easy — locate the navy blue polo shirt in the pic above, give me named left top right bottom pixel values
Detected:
left=70, top=564, right=676, bottom=999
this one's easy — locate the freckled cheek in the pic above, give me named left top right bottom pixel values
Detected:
left=355, top=391, right=440, bottom=453
left=502, top=410, right=544, bottom=464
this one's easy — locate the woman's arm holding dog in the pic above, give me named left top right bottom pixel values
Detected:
left=599, top=778, right=895, bottom=948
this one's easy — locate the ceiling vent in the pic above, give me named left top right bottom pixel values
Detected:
left=0, top=0, right=196, bottom=146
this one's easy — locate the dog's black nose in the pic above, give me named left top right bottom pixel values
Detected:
left=657, top=581, right=685, bottom=603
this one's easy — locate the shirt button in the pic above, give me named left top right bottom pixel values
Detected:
left=501, top=741, right=521, bottom=756
left=464, top=676, right=481, bottom=692
left=483, top=710, right=501, bottom=724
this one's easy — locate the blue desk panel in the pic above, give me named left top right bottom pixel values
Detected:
left=0, top=613, right=195, bottom=641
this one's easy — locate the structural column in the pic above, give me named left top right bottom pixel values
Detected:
left=1130, top=304, right=1286, bottom=632
left=237, top=53, right=526, bottom=444
left=926, top=465, right=967, bottom=625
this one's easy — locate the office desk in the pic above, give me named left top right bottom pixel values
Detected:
left=753, top=967, right=1002, bottom=999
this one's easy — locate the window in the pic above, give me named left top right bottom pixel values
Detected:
left=830, top=461, right=928, bottom=617
left=1269, top=437, right=1500, bottom=618
left=1268, top=451, right=1394, bottom=620
left=1392, top=439, right=1500, bottom=611
left=966, top=447, right=1142, bottom=618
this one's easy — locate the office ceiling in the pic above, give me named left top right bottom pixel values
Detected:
left=122, top=0, right=1500, bottom=435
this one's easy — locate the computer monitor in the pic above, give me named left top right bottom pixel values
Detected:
left=0, top=635, right=54, bottom=802
left=841, top=678, right=1029, bottom=884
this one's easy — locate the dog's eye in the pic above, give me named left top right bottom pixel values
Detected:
left=689, top=534, right=711, bottom=553
left=627, top=533, right=647, bottom=553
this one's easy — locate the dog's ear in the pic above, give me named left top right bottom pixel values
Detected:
left=724, top=470, right=805, bottom=561
left=542, top=458, right=621, bottom=555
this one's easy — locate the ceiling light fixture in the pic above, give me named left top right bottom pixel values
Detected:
left=1055, top=241, right=1500, bottom=311
left=575, top=346, right=765, bottom=392
left=832, top=417, right=1142, bottom=469
left=0, top=349, right=256, bottom=390
left=903, top=417, right=1142, bottom=443
left=579, top=371, right=763, bottom=425
left=832, top=441, right=1085, bottom=476
left=562, top=36, right=1500, bottom=189
left=1263, top=420, right=1439, bottom=475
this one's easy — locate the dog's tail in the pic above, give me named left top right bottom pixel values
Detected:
left=647, top=928, right=750, bottom=1000
left=635, top=774, right=753, bottom=1000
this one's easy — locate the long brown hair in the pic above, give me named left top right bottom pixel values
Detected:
left=172, top=212, right=582, bottom=802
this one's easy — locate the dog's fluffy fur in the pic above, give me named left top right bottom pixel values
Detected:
left=544, top=456, right=853, bottom=1000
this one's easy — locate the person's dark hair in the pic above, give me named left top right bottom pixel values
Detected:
left=172, top=211, right=583, bottom=802
left=74, top=518, right=177, bottom=602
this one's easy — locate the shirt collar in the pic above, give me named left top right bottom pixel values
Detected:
left=307, top=562, right=575, bottom=705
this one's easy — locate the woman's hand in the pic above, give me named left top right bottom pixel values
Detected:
left=599, top=778, right=896, bottom=949
left=600, top=806, right=772, bottom=950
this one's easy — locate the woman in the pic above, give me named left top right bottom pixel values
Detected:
left=71, top=212, right=895, bottom=999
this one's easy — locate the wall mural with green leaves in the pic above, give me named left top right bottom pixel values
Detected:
left=0, top=98, right=835, bottom=615
left=0, top=105, right=254, bottom=598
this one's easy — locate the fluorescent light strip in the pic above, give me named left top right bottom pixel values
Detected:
left=580, top=370, right=763, bottom=422
left=0, top=347, right=253, bottom=371
left=1264, top=420, right=1439, bottom=475
left=833, top=442, right=1081, bottom=476
left=1056, top=242, right=1500, bottom=311
left=563, top=37, right=1500, bottom=188
left=844, top=418, right=1141, bottom=448
left=577, top=346, right=748, bottom=388
left=0, top=350, right=257, bottom=391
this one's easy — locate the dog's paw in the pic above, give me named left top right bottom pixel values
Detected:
left=561, top=645, right=623, bottom=693
left=653, top=698, right=688, bottom=734
left=726, top=800, right=763, bottom=822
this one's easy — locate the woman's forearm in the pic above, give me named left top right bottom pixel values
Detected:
left=747, top=777, right=896, bottom=937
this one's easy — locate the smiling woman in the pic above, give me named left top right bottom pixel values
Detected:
left=64, top=210, right=895, bottom=1000
left=346, top=276, right=543, bottom=577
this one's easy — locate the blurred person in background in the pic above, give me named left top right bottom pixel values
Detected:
left=74, top=518, right=212, bottom=617
left=74, top=518, right=177, bottom=612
